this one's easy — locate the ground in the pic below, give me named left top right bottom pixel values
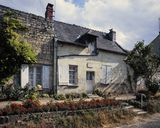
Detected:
left=0, top=94, right=160, bottom=128
left=118, top=113, right=160, bottom=128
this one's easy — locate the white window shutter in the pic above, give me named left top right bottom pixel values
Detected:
left=101, top=65, right=107, bottom=84
left=107, top=66, right=112, bottom=83
left=58, top=64, right=69, bottom=85
left=21, top=64, right=29, bottom=88
left=42, top=66, right=50, bottom=88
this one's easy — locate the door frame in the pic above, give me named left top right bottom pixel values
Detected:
left=86, top=71, right=95, bottom=94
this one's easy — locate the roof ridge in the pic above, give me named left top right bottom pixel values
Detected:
left=0, top=4, right=45, bottom=21
left=54, top=20, right=108, bottom=34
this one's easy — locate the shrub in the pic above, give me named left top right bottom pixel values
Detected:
left=148, top=81, right=160, bottom=95
left=41, top=93, right=50, bottom=98
left=23, top=99, right=40, bottom=108
left=1, top=84, right=31, bottom=100
left=2, top=84, right=14, bottom=99
left=10, top=103, right=26, bottom=115
left=81, top=92, right=88, bottom=98
left=146, top=99, right=160, bottom=113
left=93, top=89, right=103, bottom=97
left=24, top=88, right=39, bottom=100
left=53, top=94, right=66, bottom=100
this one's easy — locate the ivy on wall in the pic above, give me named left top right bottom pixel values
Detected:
left=0, top=12, right=37, bottom=83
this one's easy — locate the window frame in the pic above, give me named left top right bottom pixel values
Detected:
left=69, top=65, right=78, bottom=85
left=29, top=66, right=42, bottom=87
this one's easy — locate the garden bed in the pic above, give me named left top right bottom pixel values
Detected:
left=0, top=107, right=135, bottom=128
left=0, top=99, right=120, bottom=116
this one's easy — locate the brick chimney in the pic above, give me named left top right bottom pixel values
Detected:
left=45, top=3, right=54, bottom=21
left=108, top=29, right=116, bottom=42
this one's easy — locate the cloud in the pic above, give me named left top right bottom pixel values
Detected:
left=0, top=0, right=160, bottom=50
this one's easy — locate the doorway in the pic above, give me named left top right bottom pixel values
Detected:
left=86, top=71, right=95, bottom=94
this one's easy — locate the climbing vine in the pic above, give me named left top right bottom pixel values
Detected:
left=0, top=12, right=37, bottom=83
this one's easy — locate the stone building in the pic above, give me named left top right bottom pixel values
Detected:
left=0, top=4, right=134, bottom=94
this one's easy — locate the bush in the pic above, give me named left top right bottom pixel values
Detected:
left=23, top=99, right=40, bottom=109
left=53, top=94, right=66, bottom=100
left=81, top=92, right=88, bottom=98
left=2, top=84, right=30, bottom=100
left=24, top=88, right=39, bottom=100
left=41, top=93, right=50, bottom=98
left=93, top=89, right=103, bottom=97
left=148, top=81, right=160, bottom=95
left=146, top=99, right=160, bottom=113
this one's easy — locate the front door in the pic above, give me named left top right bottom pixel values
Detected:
left=86, top=71, right=95, bottom=94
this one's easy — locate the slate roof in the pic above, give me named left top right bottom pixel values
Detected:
left=54, top=21, right=127, bottom=55
left=149, top=34, right=160, bottom=57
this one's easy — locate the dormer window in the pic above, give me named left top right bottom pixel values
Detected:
left=75, top=31, right=98, bottom=55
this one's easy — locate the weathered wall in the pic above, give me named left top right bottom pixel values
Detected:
left=0, top=5, right=54, bottom=89
left=57, top=44, right=134, bottom=94
left=0, top=5, right=54, bottom=65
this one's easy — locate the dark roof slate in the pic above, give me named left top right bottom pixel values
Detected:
left=54, top=21, right=127, bottom=55
left=149, top=34, right=160, bottom=57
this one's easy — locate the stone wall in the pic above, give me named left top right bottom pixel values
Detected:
left=0, top=5, right=54, bottom=65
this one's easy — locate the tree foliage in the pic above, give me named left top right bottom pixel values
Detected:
left=126, top=41, right=160, bottom=84
left=0, top=12, right=37, bottom=83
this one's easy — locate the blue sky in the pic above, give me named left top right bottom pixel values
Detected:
left=72, top=0, right=85, bottom=6
left=0, top=0, right=160, bottom=50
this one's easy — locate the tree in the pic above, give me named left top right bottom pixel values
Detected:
left=125, top=41, right=160, bottom=91
left=0, top=12, right=37, bottom=83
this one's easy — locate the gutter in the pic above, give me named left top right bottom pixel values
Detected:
left=58, top=54, right=97, bottom=58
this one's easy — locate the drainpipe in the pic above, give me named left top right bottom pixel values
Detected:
left=53, top=37, right=58, bottom=94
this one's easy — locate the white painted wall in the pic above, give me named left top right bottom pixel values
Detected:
left=57, top=44, right=129, bottom=94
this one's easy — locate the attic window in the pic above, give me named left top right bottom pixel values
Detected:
left=88, top=42, right=95, bottom=54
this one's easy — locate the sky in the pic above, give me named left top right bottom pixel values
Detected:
left=0, top=0, right=160, bottom=50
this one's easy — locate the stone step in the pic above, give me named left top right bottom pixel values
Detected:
left=87, top=94, right=101, bottom=99
left=132, top=108, right=142, bottom=112
left=131, top=108, right=147, bottom=115
left=124, top=105, right=134, bottom=109
left=121, top=102, right=129, bottom=106
left=137, top=111, right=147, bottom=115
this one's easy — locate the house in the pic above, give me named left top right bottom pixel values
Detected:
left=150, top=33, right=160, bottom=57
left=0, top=4, right=134, bottom=94
left=149, top=32, right=160, bottom=81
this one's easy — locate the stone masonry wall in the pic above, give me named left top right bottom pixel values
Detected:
left=0, top=5, right=54, bottom=65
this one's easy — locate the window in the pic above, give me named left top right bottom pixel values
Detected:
left=29, top=66, right=42, bottom=86
left=101, top=65, right=112, bottom=84
left=86, top=71, right=95, bottom=80
left=69, top=65, right=78, bottom=84
left=88, top=42, right=94, bottom=53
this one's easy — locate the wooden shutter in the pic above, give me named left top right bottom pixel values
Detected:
left=101, top=65, right=107, bottom=84
left=107, top=66, right=112, bottom=83
left=21, top=64, right=29, bottom=88
left=42, top=66, right=50, bottom=88
left=58, top=64, right=69, bottom=85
